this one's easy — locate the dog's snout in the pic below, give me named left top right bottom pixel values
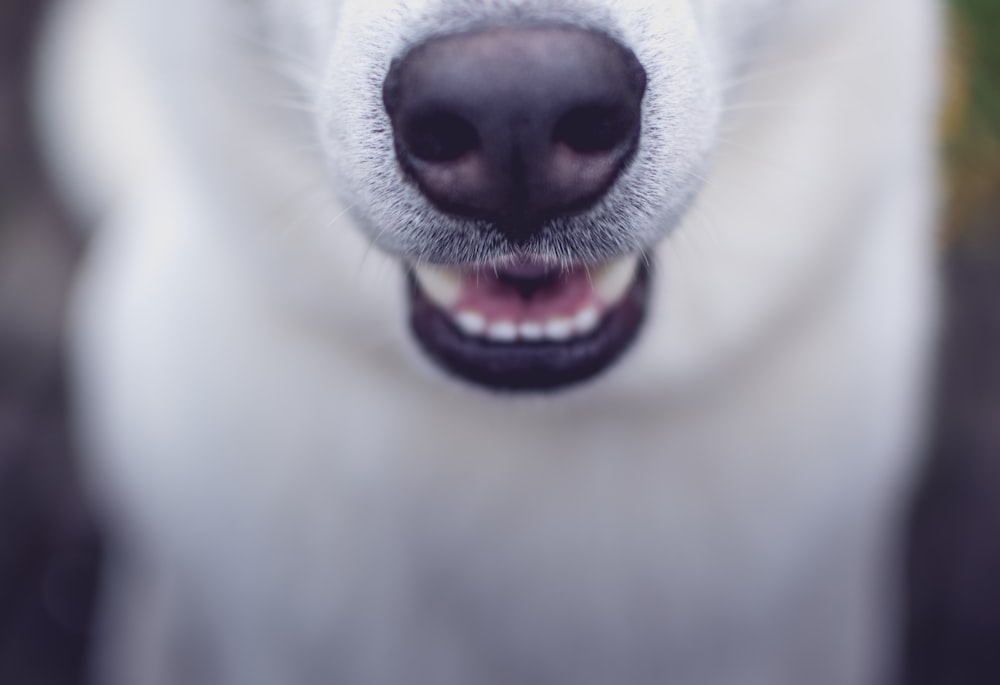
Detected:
left=383, top=27, right=646, bottom=241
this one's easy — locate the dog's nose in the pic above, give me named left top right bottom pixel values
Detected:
left=383, top=27, right=646, bottom=242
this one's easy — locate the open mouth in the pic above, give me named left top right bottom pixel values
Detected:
left=408, top=255, right=650, bottom=391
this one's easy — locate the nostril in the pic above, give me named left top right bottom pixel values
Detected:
left=553, top=105, right=637, bottom=154
left=403, top=112, right=480, bottom=162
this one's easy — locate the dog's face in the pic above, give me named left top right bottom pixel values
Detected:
left=315, top=0, right=720, bottom=390
left=149, top=0, right=855, bottom=395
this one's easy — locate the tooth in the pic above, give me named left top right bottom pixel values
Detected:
left=519, top=321, right=544, bottom=341
left=414, top=265, right=463, bottom=308
left=594, top=256, right=639, bottom=305
left=544, top=318, right=574, bottom=341
left=455, top=311, right=486, bottom=336
left=573, top=307, right=600, bottom=334
left=487, top=321, right=518, bottom=342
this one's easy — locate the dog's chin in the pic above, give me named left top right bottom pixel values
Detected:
left=406, top=254, right=651, bottom=392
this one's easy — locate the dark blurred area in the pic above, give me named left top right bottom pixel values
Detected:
left=0, top=2, right=100, bottom=684
left=905, top=2, right=1000, bottom=682
left=0, top=2, right=998, bottom=684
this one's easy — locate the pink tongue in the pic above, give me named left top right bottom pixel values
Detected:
left=455, top=267, right=598, bottom=320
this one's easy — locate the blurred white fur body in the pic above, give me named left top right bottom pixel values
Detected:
left=40, top=0, right=941, bottom=683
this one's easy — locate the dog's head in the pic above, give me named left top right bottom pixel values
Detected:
left=149, top=0, right=880, bottom=395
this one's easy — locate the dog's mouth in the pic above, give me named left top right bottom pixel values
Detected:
left=408, top=255, right=650, bottom=391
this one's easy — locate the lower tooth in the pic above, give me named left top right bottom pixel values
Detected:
left=456, top=311, right=486, bottom=336
left=574, top=307, right=601, bottom=334
left=519, top=322, right=544, bottom=341
left=544, top=318, right=574, bottom=341
left=487, top=321, right=518, bottom=342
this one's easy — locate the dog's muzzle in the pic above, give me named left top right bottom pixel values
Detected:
left=384, top=25, right=651, bottom=391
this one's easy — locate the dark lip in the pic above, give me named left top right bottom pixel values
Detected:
left=408, top=259, right=651, bottom=392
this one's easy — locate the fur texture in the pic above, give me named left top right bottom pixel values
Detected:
left=39, top=0, right=941, bottom=682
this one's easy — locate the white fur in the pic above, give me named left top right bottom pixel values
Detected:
left=41, top=0, right=942, bottom=682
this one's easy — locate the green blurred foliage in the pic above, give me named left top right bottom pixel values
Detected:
left=947, top=0, right=1000, bottom=234
left=953, top=0, right=1000, bottom=120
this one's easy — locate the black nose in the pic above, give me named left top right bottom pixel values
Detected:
left=382, top=27, right=646, bottom=242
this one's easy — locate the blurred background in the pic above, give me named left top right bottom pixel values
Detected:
left=945, top=0, right=1000, bottom=234
left=1, top=1, right=999, bottom=684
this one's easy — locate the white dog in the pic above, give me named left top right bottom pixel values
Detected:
left=37, top=0, right=942, bottom=683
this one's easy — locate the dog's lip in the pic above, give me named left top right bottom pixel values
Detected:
left=407, top=256, right=650, bottom=391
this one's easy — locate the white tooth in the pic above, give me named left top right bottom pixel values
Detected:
left=487, top=321, right=518, bottom=342
left=519, top=321, right=545, bottom=341
left=594, top=256, right=639, bottom=305
left=455, top=311, right=486, bottom=336
left=544, top=318, right=574, bottom=341
left=573, top=307, right=601, bottom=334
left=414, top=265, right=463, bottom=308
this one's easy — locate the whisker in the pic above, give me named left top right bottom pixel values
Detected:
left=249, top=97, right=318, bottom=115
left=712, top=136, right=802, bottom=180
left=718, top=101, right=810, bottom=115
left=712, top=52, right=864, bottom=98
left=281, top=202, right=327, bottom=238
left=359, top=214, right=394, bottom=275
